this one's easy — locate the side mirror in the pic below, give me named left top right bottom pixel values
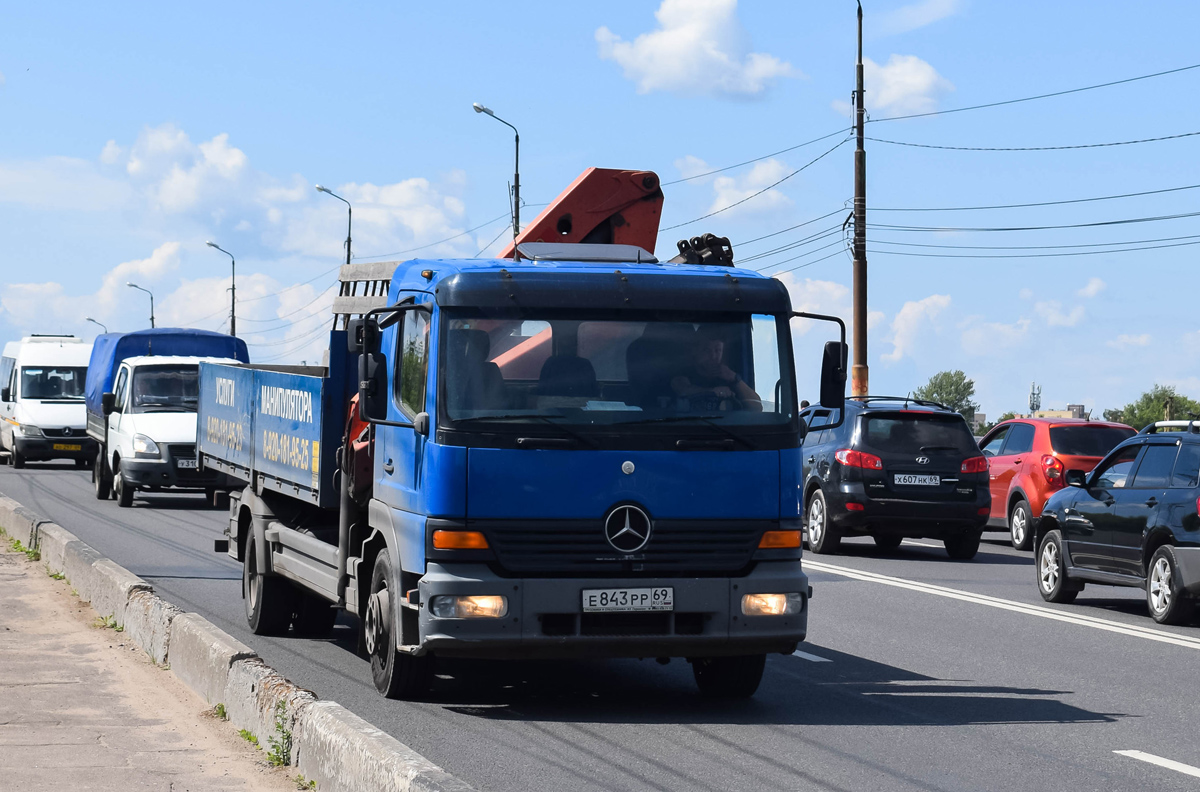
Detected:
left=102, top=392, right=117, bottom=415
left=413, top=412, right=430, bottom=437
left=348, top=317, right=381, bottom=355
left=0, top=387, right=9, bottom=403
left=819, top=341, right=847, bottom=411
left=1065, top=469, right=1087, bottom=488
left=357, top=352, right=389, bottom=422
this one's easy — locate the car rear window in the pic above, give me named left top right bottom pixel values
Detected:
left=1172, top=444, right=1200, bottom=488
left=861, top=414, right=977, bottom=455
left=1049, top=426, right=1136, bottom=457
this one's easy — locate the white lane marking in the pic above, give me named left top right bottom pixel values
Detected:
left=792, top=650, right=831, bottom=662
left=1114, top=750, right=1200, bottom=779
left=804, top=559, right=1200, bottom=651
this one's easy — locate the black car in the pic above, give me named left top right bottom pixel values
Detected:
left=1035, top=421, right=1200, bottom=625
left=800, top=397, right=991, bottom=559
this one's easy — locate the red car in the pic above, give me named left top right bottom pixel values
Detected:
left=978, top=418, right=1136, bottom=550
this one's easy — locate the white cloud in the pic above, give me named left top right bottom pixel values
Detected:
left=778, top=275, right=885, bottom=334
left=883, top=294, right=950, bottom=361
left=1034, top=300, right=1085, bottom=327
left=1018, top=287, right=1033, bottom=300
left=674, top=155, right=711, bottom=180
left=596, top=0, right=797, bottom=97
left=834, top=54, right=953, bottom=116
left=0, top=156, right=132, bottom=211
left=1107, top=333, right=1151, bottom=350
left=1078, top=277, right=1106, bottom=298
left=709, top=159, right=793, bottom=217
left=100, top=140, right=123, bottom=165
left=877, top=0, right=962, bottom=37
left=960, top=316, right=1031, bottom=356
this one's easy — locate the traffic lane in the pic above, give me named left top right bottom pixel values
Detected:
left=815, top=535, right=1185, bottom=636
left=5, top=465, right=1198, bottom=791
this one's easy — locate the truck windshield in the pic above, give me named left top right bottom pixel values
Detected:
left=131, top=365, right=200, bottom=413
left=20, top=366, right=86, bottom=399
left=440, top=310, right=794, bottom=432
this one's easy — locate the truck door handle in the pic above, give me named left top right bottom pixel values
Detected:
left=383, top=460, right=395, bottom=475
left=1145, top=497, right=1158, bottom=506
left=1103, top=496, right=1114, bottom=506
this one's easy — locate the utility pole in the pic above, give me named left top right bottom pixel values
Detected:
left=206, top=242, right=237, bottom=337
left=851, top=1, right=869, bottom=397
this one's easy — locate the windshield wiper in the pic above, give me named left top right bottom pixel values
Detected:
left=455, top=414, right=596, bottom=449
left=619, top=414, right=756, bottom=449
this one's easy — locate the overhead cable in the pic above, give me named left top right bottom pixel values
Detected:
left=867, top=130, right=1200, bottom=152
left=662, top=128, right=851, bottom=186
left=873, top=183, right=1200, bottom=213
left=868, top=209, right=1200, bottom=233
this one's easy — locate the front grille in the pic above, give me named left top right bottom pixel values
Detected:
left=539, top=612, right=709, bottom=637
left=167, top=443, right=196, bottom=459
left=481, top=519, right=769, bottom=577
left=42, top=428, right=84, bottom=439
left=166, top=444, right=209, bottom=481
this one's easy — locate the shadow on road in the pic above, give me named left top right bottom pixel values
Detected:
left=426, top=645, right=1121, bottom=727
left=832, top=540, right=1032, bottom=567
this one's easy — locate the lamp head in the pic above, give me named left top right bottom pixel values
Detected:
left=473, top=103, right=493, bottom=116
left=315, top=184, right=331, bottom=194
left=206, top=241, right=217, bottom=248
left=126, top=282, right=137, bottom=288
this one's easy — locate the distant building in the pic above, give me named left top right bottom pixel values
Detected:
left=1018, top=404, right=1090, bottom=420
left=970, top=413, right=987, bottom=434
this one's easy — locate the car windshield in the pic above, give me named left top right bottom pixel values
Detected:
left=130, top=365, right=199, bottom=413
left=440, top=309, right=793, bottom=431
left=20, top=366, right=86, bottom=399
left=1049, top=425, right=1136, bottom=457
left=861, top=414, right=978, bottom=455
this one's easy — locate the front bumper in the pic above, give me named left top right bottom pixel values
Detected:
left=13, top=435, right=97, bottom=461
left=119, top=455, right=228, bottom=490
left=416, top=561, right=809, bottom=659
left=828, top=482, right=989, bottom=536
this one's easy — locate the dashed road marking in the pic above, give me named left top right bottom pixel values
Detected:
left=792, top=650, right=831, bottom=662
left=1114, top=750, right=1200, bottom=779
left=804, top=559, right=1200, bottom=651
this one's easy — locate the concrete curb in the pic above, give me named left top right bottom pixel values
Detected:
left=0, top=492, right=475, bottom=792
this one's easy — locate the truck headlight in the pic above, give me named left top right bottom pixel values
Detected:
left=133, top=434, right=161, bottom=458
left=741, top=592, right=805, bottom=617
left=430, top=595, right=508, bottom=619
left=17, top=424, right=43, bottom=437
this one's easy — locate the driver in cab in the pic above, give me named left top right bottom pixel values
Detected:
left=671, top=328, right=763, bottom=412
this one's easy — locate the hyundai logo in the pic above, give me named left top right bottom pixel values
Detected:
left=604, top=505, right=652, bottom=554
left=915, top=456, right=930, bottom=465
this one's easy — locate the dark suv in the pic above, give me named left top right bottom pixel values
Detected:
left=800, top=397, right=990, bottom=559
left=1035, top=421, right=1200, bottom=624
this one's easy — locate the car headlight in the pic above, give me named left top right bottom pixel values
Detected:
left=430, top=595, right=508, bottom=619
left=741, top=592, right=805, bottom=616
left=17, top=424, right=44, bottom=437
left=132, top=434, right=161, bottom=458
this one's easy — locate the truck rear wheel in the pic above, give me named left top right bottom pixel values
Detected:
left=691, top=654, right=766, bottom=698
left=243, top=537, right=292, bottom=635
left=94, top=450, right=111, bottom=500
left=366, top=552, right=430, bottom=699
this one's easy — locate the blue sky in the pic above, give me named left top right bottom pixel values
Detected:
left=2, top=0, right=1199, bottom=418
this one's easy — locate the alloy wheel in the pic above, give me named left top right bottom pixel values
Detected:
left=808, top=497, right=825, bottom=547
left=1011, top=508, right=1027, bottom=547
left=1149, top=557, right=1172, bottom=615
left=1039, top=542, right=1060, bottom=593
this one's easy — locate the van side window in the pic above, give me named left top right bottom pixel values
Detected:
left=113, top=368, right=129, bottom=410
left=0, top=357, right=14, bottom=398
left=395, top=310, right=430, bottom=418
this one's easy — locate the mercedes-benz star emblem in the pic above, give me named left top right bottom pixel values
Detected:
left=62, top=427, right=72, bottom=436
left=604, top=505, right=651, bottom=553
left=915, top=456, right=930, bottom=465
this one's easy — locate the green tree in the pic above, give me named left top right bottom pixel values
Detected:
left=1109, top=385, right=1200, bottom=430
left=913, top=370, right=979, bottom=422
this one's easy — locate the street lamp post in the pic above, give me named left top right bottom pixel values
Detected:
left=126, top=282, right=155, bottom=328
left=315, top=185, right=352, bottom=268
left=206, top=241, right=237, bottom=336
left=85, top=317, right=108, bottom=334
left=473, top=103, right=520, bottom=240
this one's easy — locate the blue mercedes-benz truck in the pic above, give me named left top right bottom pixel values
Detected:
left=199, top=174, right=846, bottom=699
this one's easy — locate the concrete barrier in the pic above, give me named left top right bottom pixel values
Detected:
left=124, top=589, right=183, bottom=665
left=168, top=613, right=258, bottom=706
left=296, top=701, right=475, bottom=792
left=0, top=491, right=476, bottom=792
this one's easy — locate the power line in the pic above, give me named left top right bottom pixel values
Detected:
left=660, top=137, right=851, bottom=232
left=871, top=232, right=1200, bottom=252
left=737, top=225, right=846, bottom=265
left=867, top=130, right=1200, bottom=152
left=752, top=236, right=849, bottom=271
left=868, top=238, right=1200, bottom=259
left=733, top=207, right=849, bottom=247
left=869, top=62, right=1200, bottom=123
left=473, top=224, right=514, bottom=258
left=868, top=209, right=1200, bottom=233
left=661, top=128, right=851, bottom=186
left=872, top=183, right=1200, bottom=213
left=765, top=247, right=850, bottom=277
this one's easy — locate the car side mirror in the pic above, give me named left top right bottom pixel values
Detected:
left=0, top=387, right=9, bottom=403
left=819, top=340, right=847, bottom=412
left=102, top=392, right=117, bottom=415
left=1065, top=469, right=1087, bottom=488
left=357, top=352, right=389, bottom=423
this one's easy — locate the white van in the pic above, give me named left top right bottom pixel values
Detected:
left=95, top=355, right=238, bottom=507
left=0, top=335, right=95, bottom=468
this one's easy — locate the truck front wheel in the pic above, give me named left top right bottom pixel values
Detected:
left=243, top=537, right=292, bottom=635
left=691, top=654, right=766, bottom=698
left=365, top=552, right=430, bottom=699
left=93, top=450, right=111, bottom=500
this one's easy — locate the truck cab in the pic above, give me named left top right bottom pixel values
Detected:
left=100, top=355, right=240, bottom=506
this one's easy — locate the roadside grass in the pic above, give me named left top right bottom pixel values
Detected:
left=8, top=537, right=40, bottom=562
left=238, top=729, right=259, bottom=747
left=47, top=567, right=65, bottom=580
left=293, top=774, right=316, bottom=790
left=266, top=700, right=293, bottom=767
left=93, top=613, right=123, bottom=632
left=213, top=703, right=228, bottom=721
